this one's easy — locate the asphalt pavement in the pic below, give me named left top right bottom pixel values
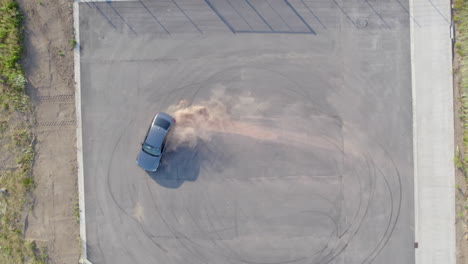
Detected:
left=78, top=0, right=415, bottom=263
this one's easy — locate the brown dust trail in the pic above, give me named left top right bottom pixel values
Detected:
left=166, top=99, right=340, bottom=152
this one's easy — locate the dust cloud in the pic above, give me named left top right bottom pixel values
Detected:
left=166, top=94, right=339, bottom=153
left=167, top=97, right=274, bottom=147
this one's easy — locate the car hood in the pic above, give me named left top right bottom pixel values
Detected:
left=136, top=150, right=161, bottom=171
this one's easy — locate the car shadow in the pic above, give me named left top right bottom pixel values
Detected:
left=146, top=145, right=201, bottom=189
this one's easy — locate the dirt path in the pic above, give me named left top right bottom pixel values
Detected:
left=18, top=0, right=79, bottom=263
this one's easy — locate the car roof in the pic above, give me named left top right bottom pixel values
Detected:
left=146, top=125, right=167, bottom=147
left=145, top=112, right=173, bottom=147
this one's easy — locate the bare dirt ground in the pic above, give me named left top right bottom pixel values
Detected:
left=18, top=0, right=79, bottom=263
left=454, top=50, right=468, bottom=264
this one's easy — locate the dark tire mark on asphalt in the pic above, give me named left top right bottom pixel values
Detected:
left=104, top=66, right=404, bottom=264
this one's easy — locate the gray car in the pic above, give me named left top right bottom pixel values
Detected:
left=136, top=112, right=175, bottom=172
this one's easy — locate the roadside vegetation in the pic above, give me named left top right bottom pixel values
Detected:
left=453, top=2, right=468, bottom=261
left=455, top=1, right=468, bottom=184
left=0, top=0, right=47, bottom=262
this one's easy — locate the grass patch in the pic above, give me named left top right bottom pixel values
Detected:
left=73, top=198, right=79, bottom=223
left=21, top=178, right=33, bottom=190
left=0, top=80, right=30, bottom=112
left=69, top=38, right=76, bottom=49
left=0, top=121, right=7, bottom=134
left=16, top=146, right=33, bottom=170
left=455, top=0, right=468, bottom=178
left=0, top=0, right=25, bottom=91
left=11, top=127, right=29, bottom=147
left=0, top=0, right=46, bottom=263
left=455, top=0, right=465, bottom=11
left=456, top=146, right=464, bottom=170
left=0, top=169, right=41, bottom=264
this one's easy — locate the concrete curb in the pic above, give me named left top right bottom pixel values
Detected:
left=73, top=2, right=93, bottom=264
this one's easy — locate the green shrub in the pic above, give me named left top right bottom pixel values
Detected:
left=69, top=38, right=76, bottom=48
left=21, top=177, right=33, bottom=189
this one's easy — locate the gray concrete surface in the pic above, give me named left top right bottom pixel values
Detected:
left=410, top=0, right=455, bottom=263
left=74, top=2, right=92, bottom=264
left=77, top=0, right=415, bottom=263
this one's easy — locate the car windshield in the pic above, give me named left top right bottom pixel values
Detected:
left=142, top=143, right=161, bottom=157
left=154, top=117, right=171, bottom=130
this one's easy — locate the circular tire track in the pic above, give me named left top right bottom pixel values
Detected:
left=105, top=67, right=403, bottom=264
